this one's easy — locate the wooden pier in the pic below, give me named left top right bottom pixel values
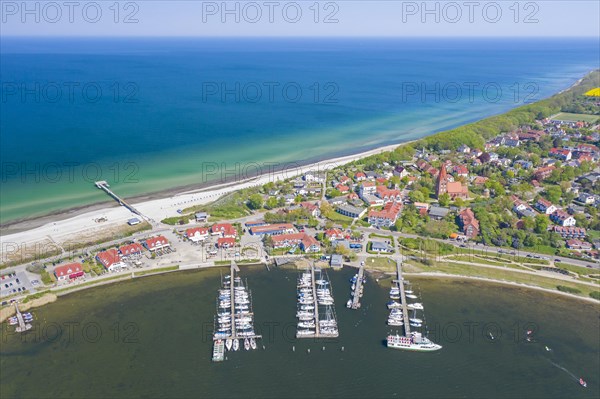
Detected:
left=310, top=263, right=320, bottom=338
left=396, top=260, right=411, bottom=336
left=14, top=302, right=32, bottom=333
left=95, top=181, right=146, bottom=219
left=350, top=264, right=364, bottom=309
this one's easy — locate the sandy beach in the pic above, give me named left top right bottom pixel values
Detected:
left=0, top=142, right=403, bottom=263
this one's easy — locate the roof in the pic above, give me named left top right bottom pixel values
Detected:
left=368, top=202, right=402, bottom=220
left=429, top=206, right=450, bottom=218
left=211, top=223, right=237, bottom=236
left=459, top=208, right=479, bottom=230
left=371, top=241, right=392, bottom=251
left=217, top=237, right=236, bottom=247
left=271, top=232, right=305, bottom=243
left=446, top=181, right=468, bottom=195
left=330, top=254, right=343, bottom=266
left=119, top=243, right=144, bottom=255
left=301, top=235, right=320, bottom=248
left=145, top=235, right=170, bottom=249
left=186, top=227, right=209, bottom=237
left=325, top=228, right=344, bottom=238
left=54, top=262, right=83, bottom=277
left=97, top=249, right=121, bottom=267
left=250, top=223, right=294, bottom=234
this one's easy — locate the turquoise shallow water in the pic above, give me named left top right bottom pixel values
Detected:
left=0, top=267, right=598, bottom=398
left=1, top=37, right=599, bottom=222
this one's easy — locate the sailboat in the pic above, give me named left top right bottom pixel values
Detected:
left=244, top=338, right=250, bottom=351
left=250, top=337, right=257, bottom=350
left=225, top=338, right=233, bottom=351
left=233, top=338, right=240, bottom=351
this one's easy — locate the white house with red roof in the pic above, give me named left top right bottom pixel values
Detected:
left=534, top=198, right=557, bottom=215
left=186, top=227, right=210, bottom=243
left=271, top=232, right=305, bottom=249
left=325, top=228, right=345, bottom=241
left=119, top=243, right=144, bottom=259
left=550, top=210, right=576, bottom=227
left=217, top=237, right=236, bottom=249
left=300, top=235, right=321, bottom=253
left=145, top=235, right=171, bottom=252
left=300, top=202, right=321, bottom=217
left=375, top=185, right=402, bottom=203
left=354, top=172, right=367, bottom=181
left=96, top=249, right=127, bottom=271
left=368, top=202, right=402, bottom=227
left=54, top=262, right=84, bottom=281
left=211, top=223, right=237, bottom=238
left=549, top=148, right=572, bottom=161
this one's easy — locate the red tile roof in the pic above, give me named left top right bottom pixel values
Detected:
left=145, top=235, right=170, bottom=249
left=211, top=223, right=237, bottom=237
left=97, top=249, right=121, bottom=268
left=54, top=262, right=83, bottom=278
left=186, top=227, right=210, bottom=237
left=217, top=237, right=236, bottom=248
left=119, top=243, right=144, bottom=256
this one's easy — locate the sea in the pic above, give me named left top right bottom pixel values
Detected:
left=1, top=37, right=599, bottom=223
left=0, top=266, right=598, bottom=398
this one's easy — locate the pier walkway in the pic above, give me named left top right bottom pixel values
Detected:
left=310, top=263, right=320, bottom=338
left=14, top=302, right=32, bottom=333
left=396, top=260, right=411, bottom=336
left=95, top=181, right=147, bottom=219
left=350, top=264, right=364, bottom=309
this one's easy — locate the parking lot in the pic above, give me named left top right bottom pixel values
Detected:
left=0, top=271, right=34, bottom=297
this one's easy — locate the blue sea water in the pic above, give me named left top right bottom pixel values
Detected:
left=1, top=37, right=598, bottom=223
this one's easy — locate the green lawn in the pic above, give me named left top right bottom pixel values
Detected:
left=552, top=112, right=599, bottom=123
left=365, top=256, right=397, bottom=272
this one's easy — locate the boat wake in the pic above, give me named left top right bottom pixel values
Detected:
left=547, top=359, right=579, bottom=382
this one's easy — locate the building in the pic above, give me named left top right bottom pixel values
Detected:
left=300, top=235, right=321, bottom=253
left=533, top=165, right=556, bottom=181
left=512, top=199, right=537, bottom=218
left=375, top=185, right=402, bottom=203
left=186, top=227, right=210, bottom=243
left=211, top=223, right=237, bottom=238
left=119, top=243, right=144, bottom=257
left=436, top=163, right=468, bottom=199
left=127, top=218, right=141, bottom=226
left=54, top=262, right=84, bottom=281
left=96, top=249, right=127, bottom=271
left=393, top=166, right=409, bottom=178
left=552, top=226, right=587, bottom=239
left=325, top=228, right=345, bottom=241
left=244, top=220, right=266, bottom=228
left=566, top=239, right=592, bottom=250
left=549, top=148, right=572, bottom=161
left=217, top=237, right=236, bottom=249
left=195, top=212, right=209, bottom=222
left=304, top=170, right=326, bottom=183
left=330, top=254, right=343, bottom=268
left=144, top=236, right=171, bottom=252
left=429, top=206, right=450, bottom=220
left=535, top=198, right=557, bottom=215
left=359, top=181, right=377, bottom=197
left=577, top=192, right=595, bottom=204
left=271, top=232, right=305, bottom=249
left=336, top=204, right=367, bottom=219
left=550, top=210, right=576, bottom=227
left=300, top=202, right=321, bottom=217
left=458, top=208, right=480, bottom=238
left=249, top=223, right=295, bottom=236
left=368, top=202, right=402, bottom=228
left=370, top=241, right=394, bottom=253
left=354, top=172, right=367, bottom=181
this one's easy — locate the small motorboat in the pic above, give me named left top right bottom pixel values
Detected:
left=488, top=332, right=495, bottom=340
left=406, top=294, right=418, bottom=299
left=346, top=299, right=352, bottom=308
left=225, top=339, right=233, bottom=351
left=579, top=378, right=587, bottom=388
left=233, top=339, right=240, bottom=351
left=250, top=337, right=257, bottom=350
left=545, top=346, right=551, bottom=352
left=244, top=338, right=250, bottom=351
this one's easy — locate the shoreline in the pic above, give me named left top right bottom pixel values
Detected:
left=1, top=264, right=597, bottom=324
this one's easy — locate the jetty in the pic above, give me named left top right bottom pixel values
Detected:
left=349, top=264, right=365, bottom=310
left=14, top=302, right=32, bottom=333
left=396, top=260, right=411, bottom=336
left=94, top=181, right=146, bottom=219
left=296, top=262, right=339, bottom=339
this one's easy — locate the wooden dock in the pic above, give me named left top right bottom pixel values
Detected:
left=14, top=302, right=32, bottom=333
left=396, top=260, right=411, bottom=336
left=350, top=264, right=364, bottom=309
left=95, top=180, right=146, bottom=219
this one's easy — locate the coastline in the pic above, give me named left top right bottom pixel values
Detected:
left=1, top=264, right=597, bottom=325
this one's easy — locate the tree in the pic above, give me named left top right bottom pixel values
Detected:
left=438, top=193, right=450, bottom=207
left=265, top=197, right=278, bottom=210
left=247, top=194, right=264, bottom=210
left=534, top=214, right=549, bottom=234
left=454, top=197, right=465, bottom=207
left=409, top=190, right=426, bottom=203
left=545, top=186, right=562, bottom=204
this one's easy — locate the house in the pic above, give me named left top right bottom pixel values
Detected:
left=452, top=165, right=469, bottom=178
left=245, top=220, right=267, bottom=228
left=127, top=218, right=141, bottom=226
left=413, top=202, right=430, bottom=211
left=577, top=192, right=595, bottom=204
left=300, top=202, right=321, bottom=217
left=375, top=185, right=402, bottom=203
left=457, top=144, right=471, bottom=153
left=533, top=166, right=556, bottom=181
left=304, top=170, right=326, bottom=183
left=393, top=166, right=409, bottom=178
left=436, top=163, right=468, bottom=199
left=327, top=196, right=346, bottom=206
left=514, top=160, right=533, bottom=169
left=249, top=223, right=295, bottom=236
left=429, top=206, right=450, bottom=220
left=359, top=181, right=377, bottom=197
left=211, top=223, right=237, bottom=238
left=535, top=198, right=557, bottom=215
left=549, top=148, right=572, bottom=161
left=336, top=204, right=367, bottom=219
left=325, top=228, right=345, bottom=241
left=54, top=262, right=84, bottom=281
left=473, top=176, right=489, bottom=185
left=330, top=254, right=343, bottom=268
left=370, top=241, right=394, bottom=253
left=566, top=239, right=592, bottom=250
left=336, top=184, right=350, bottom=193
left=271, top=233, right=305, bottom=249
left=300, top=235, right=321, bottom=253
left=551, top=226, right=587, bottom=239
left=354, top=172, right=367, bottom=181
left=550, top=210, right=576, bottom=227
left=186, top=227, right=210, bottom=243
left=145, top=236, right=171, bottom=252
left=119, top=243, right=144, bottom=257
left=195, top=212, right=209, bottom=222
left=217, top=237, right=236, bottom=249
left=339, top=176, right=352, bottom=185
left=513, top=199, right=537, bottom=218
left=96, top=249, right=127, bottom=271
left=368, top=202, right=402, bottom=228
left=458, top=208, right=480, bottom=238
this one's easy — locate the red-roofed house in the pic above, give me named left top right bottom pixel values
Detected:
left=549, top=148, right=572, bottom=161
left=325, top=228, right=345, bottom=241
left=533, top=166, right=556, bottom=181
left=566, top=239, right=592, bottom=250
left=54, top=262, right=84, bottom=281
left=119, top=243, right=144, bottom=258
left=300, top=235, right=321, bottom=253
left=458, top=208, right=480, bottom=238
left=354, top=172, right=367, bottom=181
left=534, top=198, right=557, bottom=215
left=368, top=202, right=402, bottom=228
left=339, top=176, right=351, bottom=184
left=375, top=185, right=402, bottom=203
left=217, top=237, right=236, bottom=249
left=550, top=210, right=576, bottom=227
left=186, top=227, right=210, bottom=243
left=211, top=223, right=237, bottom=238
left=96, top=249, right=127, bottom=271
left=145, top=235, right=171, bottom=252
left=300, top=202, right=321, bottom=217
left=336, top=184, right=350, bottom=194
left=473, top=176, right=489, bottom=185
left=271, top=232, right=305, bottom=249
left=452, top=165, right=469, bottom=178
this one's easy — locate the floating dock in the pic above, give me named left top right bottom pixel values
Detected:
left=296, top=262, right=338, bottom=339
left=349, top=264, right=365, bottom=310
left=14, top=302, right=32, bottom=333
left=396, top=260, right=411, bottom=336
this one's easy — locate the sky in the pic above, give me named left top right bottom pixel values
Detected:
left=1, top=1, right=599, bottom=37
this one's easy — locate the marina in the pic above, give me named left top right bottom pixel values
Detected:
left=386, top=260, right=441, bottom=352
left=7, top=302, right=33, bottom=333
left=212, top=262, right=261, bottom=362
left=346, top=264, right=365, bottom=310
left=296, top=263, right=339, bottom=338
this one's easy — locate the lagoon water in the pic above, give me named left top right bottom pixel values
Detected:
left=1, top=37, right=599, bottom=222
left=1, top=267, right=598, bottom=398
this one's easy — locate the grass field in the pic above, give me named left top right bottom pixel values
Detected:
left=552, top=112, right=599, bottom=123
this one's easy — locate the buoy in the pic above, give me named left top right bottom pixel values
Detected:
left=292, top=346, right=295, bottom=352
left=322, top=346, right=325, bottom=351
left=341, top=346, right=345, bottom=351
left=307, top=348, right=310, bottom=353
